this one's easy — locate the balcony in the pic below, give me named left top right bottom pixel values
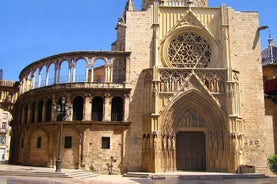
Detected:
left=18, top=51, right=131, bottom=95
left=159, top=0, right=207, bottom=7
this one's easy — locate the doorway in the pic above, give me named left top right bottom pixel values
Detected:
left=176, top=131, right=206, bottom=171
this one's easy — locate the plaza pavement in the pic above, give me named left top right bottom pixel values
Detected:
left=0, top=164, right=276, bottom=184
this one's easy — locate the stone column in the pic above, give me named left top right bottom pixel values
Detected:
left=54, top=65, right=58, bottom=84
left=72, top=65, right=76, bottom=82
left=67, top=65, right=71, bottom=82
left=51, top=95, right=57, bottom=121
left=125, top=57, right=130, bottom=83
left=31, top=72, right=35, bottom=89
left=109, top=63, right=113, bottom=83
left=34, top=102, right=38, bottom=123
left=83, top=94, right=92, bottom=121
left=123, top=94, right=129, bottom=121
left=38, top=70, right=42, bottom=88
left=103, top=93, right=111, bottom=121
left=66, top=96, right=73, bottom=121
left=41, top=100, right=46, bottom=122
left=45, top=67, right=49, bottom=86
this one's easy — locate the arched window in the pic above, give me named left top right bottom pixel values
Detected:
left=31, top=102, right=36, bottom=123
left=47, top=63, right=55, bottom=86
left=59, top=60, right=69, bottom=84
left=24, top=104, right=28, bottom=124
left=91, top=96, right=103, bottom=121
left=37, top=100, right=43, bottom=122
left=73, top=96, right=84, bottom=120
left=94, top=59, right=106, bottom=82
left=111, top=97, right=123, bottom=121
left=19, top=106, right=23, bottom=124
left=45, top=99, right=52, bottom=122
left=75, top=59, right=87, bottom=82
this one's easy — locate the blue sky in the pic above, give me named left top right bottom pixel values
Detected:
left=0, top=0, right=275, bottom=80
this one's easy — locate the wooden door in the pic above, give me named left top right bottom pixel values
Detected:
left=176, top=131, right=206, bottom=171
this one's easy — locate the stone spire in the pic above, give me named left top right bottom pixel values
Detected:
left=118, top=0, right=135, bottom=25
left=116, top=0, right=135, bottom=28
left=268, top=34, right=275, bottom=48
left=268, top=34, right=275, bottom=64
left=125, top=0, right=135, bottom=11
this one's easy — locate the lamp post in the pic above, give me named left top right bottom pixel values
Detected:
left=53, top=97, right=71, bottom=172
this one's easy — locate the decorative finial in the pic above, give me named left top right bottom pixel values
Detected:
left=269, top=33, right=274, bottom=48
left=187, top=0, right=193, bottom=11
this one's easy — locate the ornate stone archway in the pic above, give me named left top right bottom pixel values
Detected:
left=156, top=72, right=230, bottom=172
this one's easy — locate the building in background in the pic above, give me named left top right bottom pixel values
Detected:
left=0, top=69, right=3, bottom=80
left=262, top=35, right=277, bottom=154
left=0, top=109, right=11, bottom=161
left=0, top=78, right=19, bottom=162
left=4, top=0, right=275, bottom=174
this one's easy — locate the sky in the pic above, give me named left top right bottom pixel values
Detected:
left=0, top=0, right=276, bottom=81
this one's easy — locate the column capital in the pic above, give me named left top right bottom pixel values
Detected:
left=104, top=93, right=111, bottom=98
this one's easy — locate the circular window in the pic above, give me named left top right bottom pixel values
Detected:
left=167, top=32, right=211, bottom=68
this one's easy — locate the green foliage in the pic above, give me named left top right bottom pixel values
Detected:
left=268, top=155, right=277, bottom=173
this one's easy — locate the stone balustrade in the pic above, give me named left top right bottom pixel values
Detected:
left=18, top=51, right=131, bottom=95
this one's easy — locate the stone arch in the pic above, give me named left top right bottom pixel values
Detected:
left=161, top=89, right=228, bottom=171
left=37, top=100, right=43, bottom=122
left=94, top=58, right=106, bottom=82
left=45, top=98, right=52, bottom=122
left=73, top=96, right=84, bottom=121
left=111, top=96, right=123, bottom=121
left=47, top=63, right=55, bottom=86
left=33, top=68, right=40, bottom=88
left=91, top=96, right=103, bottom=121
left=39, top=65, right=47, bottom=87
left=59, top=59, right=69, bottom=83
left=162, top=89, right=226, bottom=135
left=75, top=58, right=86, bottom=82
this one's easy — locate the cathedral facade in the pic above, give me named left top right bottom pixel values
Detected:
left=9, top=0, right=274, bottom=174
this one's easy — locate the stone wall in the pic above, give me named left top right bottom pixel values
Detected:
left=123, top=7, right=154, bottom=171
left=228, top=8, right=274, bottom=172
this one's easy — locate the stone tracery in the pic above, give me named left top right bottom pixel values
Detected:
left=168, top=32, right=211, bottom=68
left=159, top=69, right=226, bottom=94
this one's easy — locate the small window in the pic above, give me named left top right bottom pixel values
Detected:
left=101, top=137, right=110, bottom=149
left=36, top=137, right=41, bottom=148
left=0, top=135, right=6, bottom=145
left=64, top=136, right=72, bottom=148
left=2, top=122, right=7, bottom=129
left=2, top=112, right=8, bottom=119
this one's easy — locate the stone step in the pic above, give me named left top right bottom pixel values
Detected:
left=123, top=172, right=150, bottom=178
left=65, top=170, right=98, bottom=179
left=123, top=171, right=268, bottom=180
left=0, top=165, right=99, bottom=180
left=0, top=170, right=71, bottom=178
left=178, top=173, right=268, bottom=180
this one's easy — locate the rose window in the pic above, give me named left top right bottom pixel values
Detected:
left=168, top=32, right=211, bottom=68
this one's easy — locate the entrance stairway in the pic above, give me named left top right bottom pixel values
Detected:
left=123, top=171, right=268, bottom=180
left=0, top=165, right=98, bottom=179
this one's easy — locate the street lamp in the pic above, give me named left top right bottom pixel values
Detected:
left=53, top=97, right=72, bottom=172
